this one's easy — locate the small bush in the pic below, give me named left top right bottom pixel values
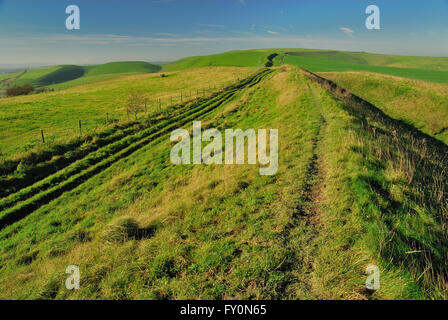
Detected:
left=6, top=84, right=34, bottom=97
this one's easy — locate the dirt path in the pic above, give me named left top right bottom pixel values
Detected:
left=294, top=80, right=328, bottom=296
left=0, top=70, right=26, bottom=88
left=281, top=75, right=328, bottom=298
left=303, top=82, right=327, bottom=226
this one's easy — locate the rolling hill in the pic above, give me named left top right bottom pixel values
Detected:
left=163, top=49, right=448, bottom=84
left=2, top=49, right=448, bottom=92
left=0, top=61, right=161, bottom=90
left=0, top=48, right=447, bottom=300
left=0, top=65, right=446, bottom=299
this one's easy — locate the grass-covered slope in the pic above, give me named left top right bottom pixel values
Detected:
left=0, top=66, right=446, bottom=299
left=162, top=49, right=279, bottom=71
left=284, top=50, right=448, bottom=71
left=3, top=61, right=161, bottom=89
left=321, top=72, right=448, bottom=144
left=284, top=54, right=448, bottom=84
left=36, top=65, right=86, bottom=87
left=0, top=67, right=249, bottom=158
left=164, top=48, right=448, bottom=84
left=85, top=61, right=161, bottom=76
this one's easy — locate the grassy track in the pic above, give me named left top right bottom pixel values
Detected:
left=0, top=65, right=328, bottom=299
left=302, top=68, right=448, bottom=298
left=0, top=56, right=447, bottom=300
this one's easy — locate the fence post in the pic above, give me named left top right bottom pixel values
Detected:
left=180, top=92, right=183, bottom=102
left=127, top=109, right=129, bottom=121
left=78, top=120, right=82, bottom=135
left=41, top=129, right=45, bottom=143
left=106, top=112, right=109, bottom=124
left=158, top=98, right=161, bottom=110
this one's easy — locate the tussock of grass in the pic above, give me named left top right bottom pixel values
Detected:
left=102, top=217, right=157, bottom=243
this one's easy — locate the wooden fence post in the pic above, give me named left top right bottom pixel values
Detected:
left=158, top=98, right=161, bottom=110
left=106, top=112, right=109, bottom=124
left=78, top=120, right=82, bottom=135
left=41, top=129, right=45, bottom=143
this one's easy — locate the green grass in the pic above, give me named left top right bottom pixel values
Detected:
left=303, top=69, right=448, bottom=298
left=4, top=48, right=447, bottom=91
left=0, top=67, right=249, bottom=158
left=1, top=48, right=447, bottom=300
left=85, top=61, right=161, bottom=76
left=0, top=66, right=446, bottom=299
left=284, top=50, right=448, bottom=71
left=5, top=62, right=161, bottom=89
left=164, top=48, right=448, bottom=84
left=0, top=72, right=21, bottom=82
left=162, top=49, right=279, bottom=71
left=322, top=72, right=448, bottom=144
left=284, top=55, right=448, bottom=84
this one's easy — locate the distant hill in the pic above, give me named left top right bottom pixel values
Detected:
left=2, top=61, right=161, bottom=89
left=2, top=49, right=448, bottom=91
left=163, top=48, right=448, bottom=84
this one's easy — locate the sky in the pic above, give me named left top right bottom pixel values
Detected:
left=1, top=0, right=448, bottom=68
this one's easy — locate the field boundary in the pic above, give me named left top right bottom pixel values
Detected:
left=299, top=67, right=448, bottom=156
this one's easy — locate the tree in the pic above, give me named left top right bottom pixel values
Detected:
left=125, top=92, right=147, bottom=120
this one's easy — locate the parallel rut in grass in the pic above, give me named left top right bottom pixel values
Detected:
left=0, top=69, right=273, bottom=230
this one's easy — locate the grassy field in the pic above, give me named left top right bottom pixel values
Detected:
left=0, top=65, right=446, bottom=299
left=162, top=49, right=277, bottom=71
left=322, top=72, right=448, bottom=144
left=0, top=48, right=447, bottom=300
left=163, top=48, right=448, bottom=84
left=2, top=49, right=447, bottom=91
left=0, top=67, right=250, bottom=158
left=283, top=50, right=448, bottom=71
left=284, top=55, right=448, bottom=84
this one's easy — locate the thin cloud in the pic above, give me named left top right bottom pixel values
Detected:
left=152, top=32, right=179, bottom=37
left=340, top=27, right=355, bottom=37
left=196, top=23, right=225, bottom=29
left=267, top=30, right=278, bottom=35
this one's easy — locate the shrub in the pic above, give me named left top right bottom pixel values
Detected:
left=6, top=83, right=34, bottom=97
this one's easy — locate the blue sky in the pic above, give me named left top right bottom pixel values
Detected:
left=1, top=0, right=447, bottom=67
